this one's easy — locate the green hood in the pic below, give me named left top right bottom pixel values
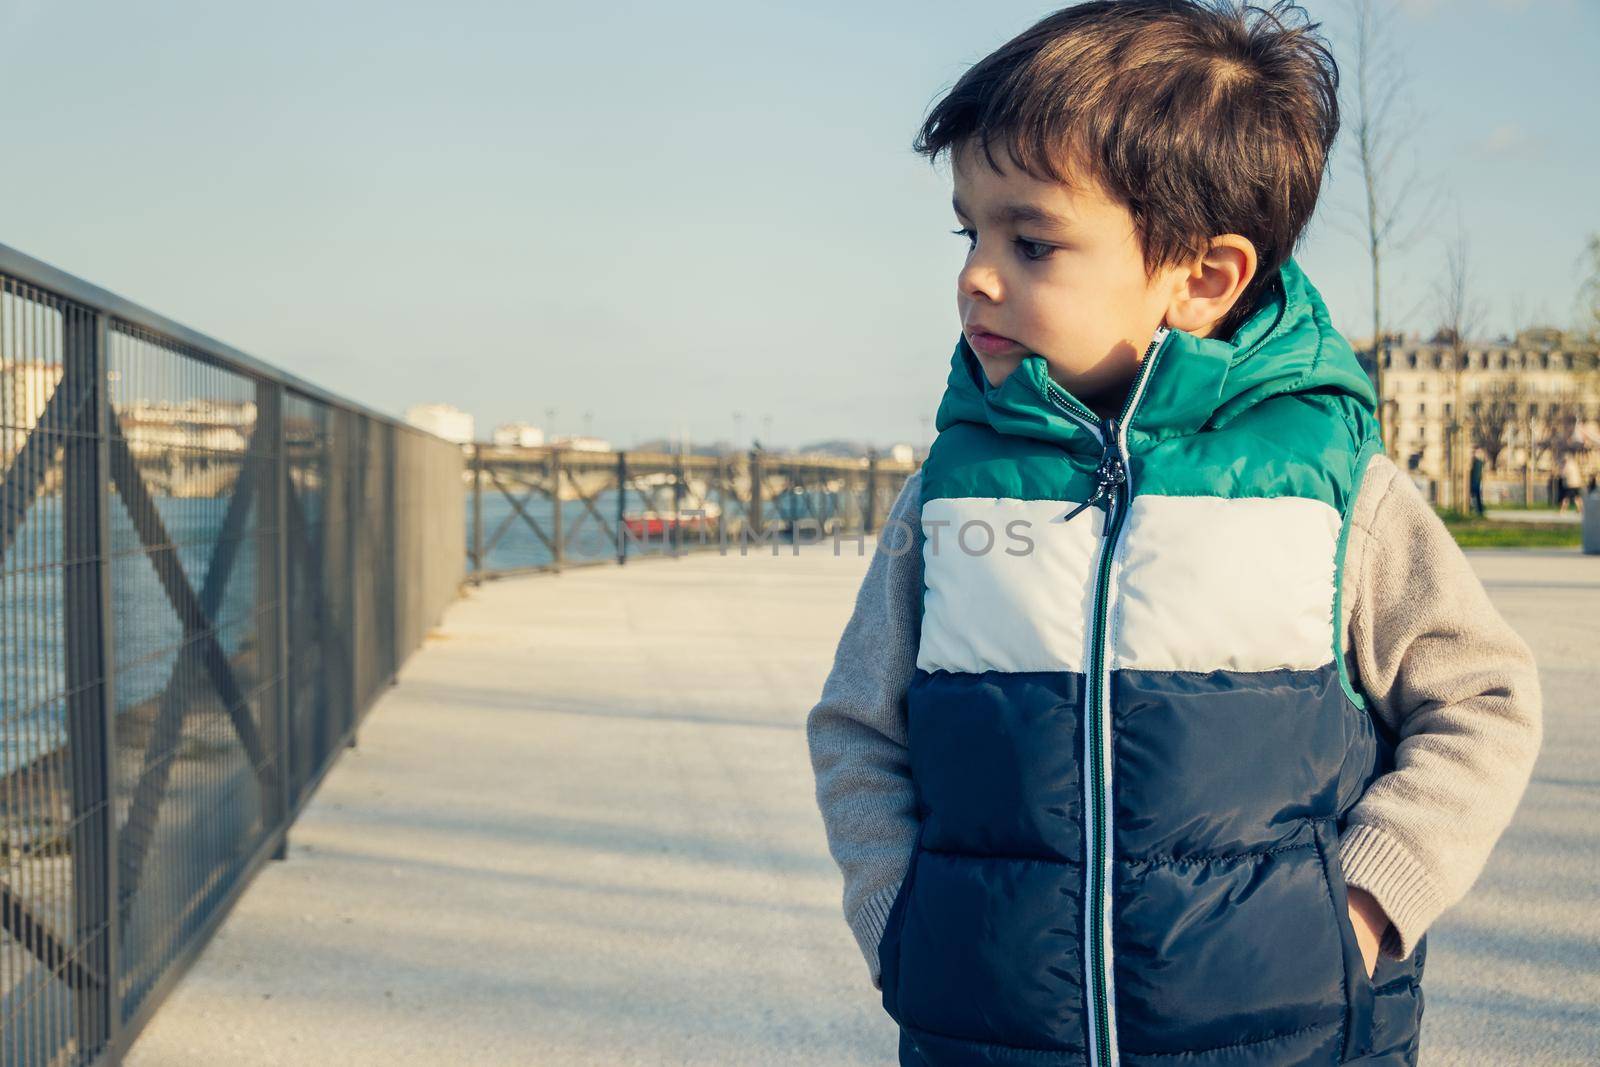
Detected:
left=932, top=256, right=1378, bottom=458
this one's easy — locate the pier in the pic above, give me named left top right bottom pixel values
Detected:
left=3, top=239, right=1594, bottom=1066
left=121, top=545, right=1598, bottom=1066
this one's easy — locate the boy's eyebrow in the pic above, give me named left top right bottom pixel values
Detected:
left=951, top=196, right=1071, bottom=230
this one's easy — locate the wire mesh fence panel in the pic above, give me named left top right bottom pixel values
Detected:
left=1, top=278, right=113, bottom=1067
left=103, top=323, right=278, bottom=1027
left=3, top=240, right=903, bottom=1065
left=464, top=448, right=917, bottom=580
left=0, top=244, right=462, bottom=1067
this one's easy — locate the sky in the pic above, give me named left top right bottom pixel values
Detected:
left=1, top=0, right=1595, bottom=451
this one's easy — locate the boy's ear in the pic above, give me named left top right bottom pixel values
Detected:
left=1163, top=236, right=1258, bottom=337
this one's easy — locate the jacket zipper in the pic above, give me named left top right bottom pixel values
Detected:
left=1043, top=326, right=1170, bottom=1067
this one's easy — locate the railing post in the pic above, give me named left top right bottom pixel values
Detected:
left=789, top=460, right=799, bottom=541
left=865, top=448, right=879, bottom=535
left=384, top=421, right=399, bottom=692
left=266, top=381, right=291, bottom=861
left=715, top=454, right=727, bottom=550
left=95, top=312, right=122, bottom=1057
left=471, top=443, right=484, bottom=580
left=346, top=417, right=361, bottom=733
left=64, top=306, right=118, bottom=1058
left=550, top=446, right=564, bottom=573
left=616, top=450, right=628, bottom=565
left=749, top=447, right=763, bottom=538
left=671, top=450, right=684, bottom=557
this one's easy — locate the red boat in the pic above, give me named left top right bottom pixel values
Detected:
left=621, top=510, right=719, bottom=538
left=621, top=478, right=722, bottom=539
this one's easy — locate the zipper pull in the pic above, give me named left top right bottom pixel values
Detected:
left=1062, top=417, right=1125, bottom=531
left=1098, top=417, right=1124, bottom=540
left=1100, top=412, right=1126, bottom=537
left=1061, top=489, right=1105, bottom=523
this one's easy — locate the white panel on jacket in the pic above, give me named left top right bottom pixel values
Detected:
left=916, top=496, right=1100, bottom=674
left=1112, top=494, right=1341, bottom=673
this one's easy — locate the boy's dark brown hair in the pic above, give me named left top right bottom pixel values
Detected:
left=914, top=0, right=1339, bottom=340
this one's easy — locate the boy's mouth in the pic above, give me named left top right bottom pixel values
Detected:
left=966, top=326, right=1025, bottom=357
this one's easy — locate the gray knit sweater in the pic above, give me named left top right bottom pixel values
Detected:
left=804, top=453, right=1543, bottom=990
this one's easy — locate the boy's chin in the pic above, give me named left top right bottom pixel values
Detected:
left=978, top=352, right=1025, bottom=388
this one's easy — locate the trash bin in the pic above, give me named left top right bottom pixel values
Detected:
left=1585, top=490, right=1600, bottom=555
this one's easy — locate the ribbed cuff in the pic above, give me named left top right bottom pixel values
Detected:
left=847, top=881, right=903, bottom=991
left=1338, top=824, right=1445, bottom=961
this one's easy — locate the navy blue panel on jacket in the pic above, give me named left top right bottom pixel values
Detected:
left=879, top=663, right=1428, bottom=1065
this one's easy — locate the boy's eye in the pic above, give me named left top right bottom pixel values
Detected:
left=950, top=227, right=1054, bottom=262
left=1014, top=237, right=1054, bottom=261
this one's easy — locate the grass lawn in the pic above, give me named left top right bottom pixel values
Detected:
left=1436, top=508, right=1584, bottom=548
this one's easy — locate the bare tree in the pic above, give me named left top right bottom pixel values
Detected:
left=1577, top=231, right=1600, bottom=344
left=1545, top=392, right=1587, bottom=459
left=1338, top=0, right=1436, bottom=456
left=1468, top=379, right=1519, bottom=471
left=1524, top=390, right=1590, bottom=503
left=1432, top=214, right=1487, bottom=510
left=1506, top=292, right=1530, bottom=343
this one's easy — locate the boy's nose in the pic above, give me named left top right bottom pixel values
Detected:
left=958, top=258, right=1003, bottom=304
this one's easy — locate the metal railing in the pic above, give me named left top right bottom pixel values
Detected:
left=0, top=240, right=917, bottom=1066
left=0, top=243, right=463, bottom=1066
left=465, top=444, right=918, bottom=580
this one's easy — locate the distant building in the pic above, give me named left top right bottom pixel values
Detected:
left=889, top=443, right=916, bottom=464
left=1371, top=327, right=1600, bottom=503
left=405, top=403, right=475, bottom=445
left=492, top=422, right=545, bottom=448
left=4, top=359, right=262, bottom=496
left=119, top=397, right=256, bottom=455
left=1, top=359, right=62, bottom=457
left=549, top=434, right=612, bottom=452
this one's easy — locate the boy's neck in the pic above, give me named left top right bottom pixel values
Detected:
left=1089, top=392, right=1126, bottom=422
left=1087, top=319, right=1215, bottom=422
left=1085, top=383, right=1131, bottom=423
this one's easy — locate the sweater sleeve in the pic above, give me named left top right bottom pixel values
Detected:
left=804, top=469, right=925, bottom=991
left=1335, top=453, right=1544, bottom=961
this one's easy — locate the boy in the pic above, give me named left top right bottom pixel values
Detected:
left=804, top=3, right=1543, bottom=1066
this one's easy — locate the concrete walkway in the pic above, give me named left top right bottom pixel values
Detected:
left=124, top=541, right=1599, bottom=1066
left=1484, top=508, right=1583, bottom=524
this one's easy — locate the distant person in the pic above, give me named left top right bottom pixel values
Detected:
left=1558, top=453, right=1584, bottom=513
left=1469, top=447, right=1486, bottom=518
left=804, top=4, right=1541, bottom=1066
left=1406, top=452, right=1431, bottom=500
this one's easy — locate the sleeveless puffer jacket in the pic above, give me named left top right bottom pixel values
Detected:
left=877, top=258, right=1427, bottom=1066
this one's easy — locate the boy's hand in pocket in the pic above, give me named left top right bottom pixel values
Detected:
left=1347, top=885, right=1388, bottom=980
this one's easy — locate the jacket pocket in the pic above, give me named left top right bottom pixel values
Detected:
left=876, top=820, right=926, bottom=1023
left=1317, top=820, right=1376, bottom=1062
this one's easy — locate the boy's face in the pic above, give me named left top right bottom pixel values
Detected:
left=950, top=141, right=1185, bottom=418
